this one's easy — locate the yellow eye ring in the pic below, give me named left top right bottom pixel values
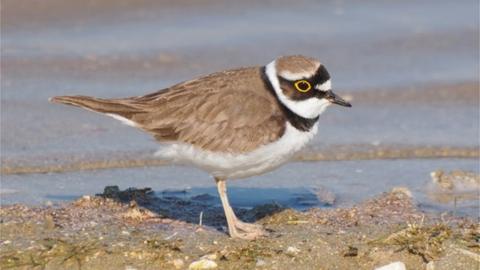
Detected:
left=294, top=80, right=312, bottom=92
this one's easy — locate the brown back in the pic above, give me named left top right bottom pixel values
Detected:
left=52, top=67, right=286, bottom=154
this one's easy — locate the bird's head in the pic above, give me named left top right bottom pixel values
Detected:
left=265, top=55, right=351, bottom=119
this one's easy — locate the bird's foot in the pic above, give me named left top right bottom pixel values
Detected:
left=235, top=220, right=264, bottom=231
left=229, top=220, right=268, bottom=240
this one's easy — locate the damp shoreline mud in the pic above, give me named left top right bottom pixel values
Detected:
left=2, top=145, right=478, bottom=175
left=1, top=186, right=479, bottom=270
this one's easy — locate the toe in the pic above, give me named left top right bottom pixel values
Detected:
left=230, top=230, right=265, bottom=240
left=235, top=221, right=263, bottom=231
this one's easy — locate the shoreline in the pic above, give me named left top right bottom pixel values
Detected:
left=2, top=145, right=479, bottom=175
left=1, top=187, right=478, bottom=269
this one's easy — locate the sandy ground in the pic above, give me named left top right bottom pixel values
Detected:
left=1, top=186, right=479, bottom=270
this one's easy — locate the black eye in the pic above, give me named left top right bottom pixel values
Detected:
left=294, top=80, right=312, bottom=92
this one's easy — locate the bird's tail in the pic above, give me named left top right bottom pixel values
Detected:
left=49, top=95, right=143, bottom=124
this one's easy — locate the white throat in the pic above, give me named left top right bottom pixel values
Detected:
left=265, top=60, right=331, bottom=119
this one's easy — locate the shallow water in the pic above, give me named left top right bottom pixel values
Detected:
left=2, top=159, right=479, bottom=217
left=1, top=0, right=479, bottom=216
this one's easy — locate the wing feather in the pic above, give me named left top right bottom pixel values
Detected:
left=128, top=68, right=286, bottom=153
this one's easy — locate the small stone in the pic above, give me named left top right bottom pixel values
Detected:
left=391, top=187, right=413, bottom=198
left=188, top=259, right=217, bottom=269
left=374, top=261, right=406, bottom=270
left=173, top=259, right=185, bottom=269
left=256, top=259, right=267, bottom=267
left=121, top=230, right=130, bottom=235
left=286, top=246, right=300, bottom=256
left=426, top=261, right=435, bottom=270
left=103, top=186, right=120, bottom=197
left=343, top=246, right=358, bottom=257
left=431, top=170, right=480, bottom=190
left=82, top=195, right=91, bottom=200
left=122, top=206, right=158, bottom=220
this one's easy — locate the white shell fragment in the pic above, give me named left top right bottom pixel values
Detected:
left=188, top=258, right=218, bottom=270
left=374, top=261, right=407, bottom=270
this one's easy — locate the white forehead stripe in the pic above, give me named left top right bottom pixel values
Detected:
left=316, top=80, right=332, bottom=91
left=265, top=60, right=331, bottom=119
left=278, top=70, right=315, bottom=81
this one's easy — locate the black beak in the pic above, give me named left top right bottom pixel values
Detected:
left=325, top=90, right=352, bottom=107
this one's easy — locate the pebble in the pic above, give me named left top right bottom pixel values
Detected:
left=374, top=261, right=406, bottom=270
left=391, top=186, right=413, bottom=198
left=256, top=259, right=267, bottom=267
left=343, top=246, right=358, bottom=257
left=285, top=246, right=300, bottom=256
left=188, top=259, right=217, bottom=269
left=172, top=259, right=185, bottom=269
left=431, top=170, right=480, bottom=190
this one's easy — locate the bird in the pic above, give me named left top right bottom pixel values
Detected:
left=50, top=55, right=351, bottom=239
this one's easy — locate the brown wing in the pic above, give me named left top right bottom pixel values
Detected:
left=128, top=67, right=286, bottom=153
left=51, top=67, right=286, bottom=153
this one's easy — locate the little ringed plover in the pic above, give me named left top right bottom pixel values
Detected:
left=50, top=55, right=351, bottom=239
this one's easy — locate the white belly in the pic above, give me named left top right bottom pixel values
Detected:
left=156, top=122, right=318, bottom=179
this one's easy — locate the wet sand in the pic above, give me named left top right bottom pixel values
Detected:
left=1, top=187, right=479, bottom=269
left=1, top=144, right=479, bottom=175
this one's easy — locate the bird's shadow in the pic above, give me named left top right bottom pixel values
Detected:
left=86, top=185, right=332, bottom=229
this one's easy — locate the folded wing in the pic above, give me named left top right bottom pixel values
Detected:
left=50, top=68, right=286, bottom=153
